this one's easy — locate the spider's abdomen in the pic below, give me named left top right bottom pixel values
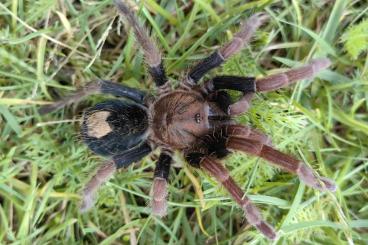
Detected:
left=150, top=91, right=210, bottom=149
left=81, top=100, right=148, bottom=156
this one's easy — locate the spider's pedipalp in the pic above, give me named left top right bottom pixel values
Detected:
left=186, top=13, right=268, bottom=84
left=114, top=0, right=168, bottom=87
left=228, top=93, right=255, bottom=115
left=227, top=134, right=336, bottom=192
left=200, top=157, right=277, bottom=240
left=201, top=76, right=255, bottom=115
left=256, top=58, right=331, bottom=92
left=39, top=80, right=146, bottom=114
left=151, top=153, right=172, bottom=217
left=80, top=161, right=116, bottom=212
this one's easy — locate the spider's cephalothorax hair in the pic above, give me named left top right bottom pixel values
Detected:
left=81, top=100, right=148, bottom=156
left=149, top=90, right=211, bottom=149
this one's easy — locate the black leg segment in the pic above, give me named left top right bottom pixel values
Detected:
left=39, top=80, right=146, bottom=114
left=188, top=51, right=224, bottom=83
left=148, top=62, right=168, bottom=87
left=99, top=80, right=146, bottom=102
left=113, top=142, right=152, bottom=169
left=154, top=153, right=172, bottom=180
left=114, top=0, right=168, bottom=87
left=186, top=13, right=268, bottom=84
left=209, top=90, right=233, bottom=114
left=212, top=76, right=256, bottom=93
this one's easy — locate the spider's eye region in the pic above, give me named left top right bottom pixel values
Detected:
left=195, top=113, right=201, bottom=123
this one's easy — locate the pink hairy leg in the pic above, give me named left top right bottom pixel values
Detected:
left=201, top=157, right=277, bottom=240
left=229, top=58, right=331, bottom=115
left=184, top=13, right=268, bottom=86
left=150, top=152, right=172, bottom=217
left=219, top=13, right=269, bottom=59
left=227, top=137, right=336, bottom=192
left=39, top=81, right=101, bottom=114
left=150, top=178, right=168, bottom=217
left=256, top=58, right=331, bottom=92
left=227, top=124, right=272, bottom=146
left=80, top=161, right=116, bottom=212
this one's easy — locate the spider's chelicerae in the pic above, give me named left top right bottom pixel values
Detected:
left=40, top=0, right=337, bottom=239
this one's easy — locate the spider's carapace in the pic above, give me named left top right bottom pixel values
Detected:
left=150, top=90, right=211, bottom=149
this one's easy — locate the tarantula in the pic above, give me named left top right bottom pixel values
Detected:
left=40, top=0, right=337, bottom=239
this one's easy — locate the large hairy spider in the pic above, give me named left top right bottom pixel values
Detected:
left=40, top=0, right=336, bottom=240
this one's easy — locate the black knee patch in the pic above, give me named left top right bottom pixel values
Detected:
left=148, top=62, right=167, bottom=87
left=154, top=153, right=172, bottom=180
left=189, top=51, right=224, bottom=82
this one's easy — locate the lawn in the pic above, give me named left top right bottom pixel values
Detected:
left=0, top=0, right=367, bottom=244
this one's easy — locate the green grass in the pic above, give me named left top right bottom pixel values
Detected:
left=1, top=0, right=368, bottom=244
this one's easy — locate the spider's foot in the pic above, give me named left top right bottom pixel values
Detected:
left=310, top=58, right=332, bottom=72
left=319, top=177, right=337, bottom=192
left=297, top=163, right=337, bottom=192
left=151, top=199, right=168, bottom=218
left=80, top=193, right=95, bottom=213
left=242, top=202, right=277, bottom=240
left=255, top=221, right=277, bottom=240
left=247, top=12, right=269, bottom=25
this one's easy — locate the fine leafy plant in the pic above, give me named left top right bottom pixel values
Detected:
left=342, top=19, right=368, bottom=59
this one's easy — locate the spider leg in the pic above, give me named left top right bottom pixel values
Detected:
left=113, top=142, right=152, bottom=169
left=200, top=157, right=277, bottom=240
left=256, top=58, right=331, bottom=92
left=227, top=132, right=336, bottom=192
left=229, top=93, right=255, bottom=115
left=39, top=80, right=146, bottom=114
left=151, top=152, right=172, bottom=217
left=202, top=76, right=256, bottom=115
left=80, top=161, right=116, bottom=212
left=187, top=13, right=268, bottom=84
left=229, top=58, right=331, bottom=115
left=202, top=76, right=256, bottom=94
left=114, top=0, right=167, bottom=87
left=80, top=142, right=152, bottom=212
left=227, top=124, right=272, bottom=146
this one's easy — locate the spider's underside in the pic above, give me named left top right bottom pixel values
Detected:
left=39, top=0, right=337, bottom=240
